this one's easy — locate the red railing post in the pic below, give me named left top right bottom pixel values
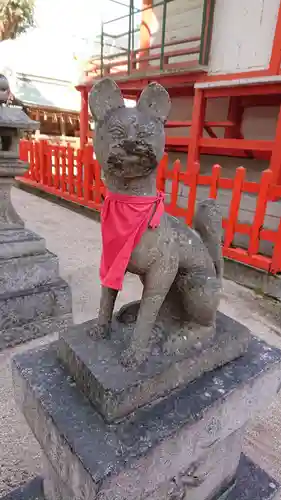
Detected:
left=93, top=150, right=103, bottom=207
left=170, top=159, right=181, bottom=212
left=80, top=89, right=89, bottom=149
left=186, top=161, right=200, bottom=225
left=83, top=144, right=93, bottom=203
left=187, top=88, right=205, bottom=172
left=271, top=217, right=281, bottom=274
left=209, top=164, right=221, bottom=199
left=67, top=144, right=75, bottom=195
left=156, top=153, right=168, bottom=193
left=19, top=139, right=29, bottom=162
left=224, top=166, right=245, bottom=249
left=39, top=139, right=48, bottom=185
left=248, top=169, right=272, bottom=256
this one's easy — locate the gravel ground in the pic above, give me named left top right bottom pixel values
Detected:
left=0, top=187, right=281, bottom=497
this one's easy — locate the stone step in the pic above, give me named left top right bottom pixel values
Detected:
left=12, top=338, right=281, bottom=500
left=0, top=313, right=72, bottom=350
left=0, top=251, right=59, bottom=295
left=0, top=228, right=46, bottom=259
left=0, top=458, right=278, bottom=500
left=0, top=228, right=46, bottom=260
left=0, top=279, right=72, bottom=341
left=57, top=312, right=252, bottom=422
left=0, top=477, right=44, bottom=500
left=216, top=455, right=279, bottom=500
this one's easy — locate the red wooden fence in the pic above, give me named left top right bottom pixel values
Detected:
left=19, top=139, right=281, bottom=275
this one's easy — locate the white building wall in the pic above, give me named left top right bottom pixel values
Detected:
left=166, top=96, right=278, bottom=141
left=150, top=0, right=204, bottom=65
left=152, top=0, right=204, bottom=44
left=208, top=0, right=280, bottom=75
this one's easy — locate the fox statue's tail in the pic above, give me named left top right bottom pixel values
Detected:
left=193, top=199, right=223, bottom=280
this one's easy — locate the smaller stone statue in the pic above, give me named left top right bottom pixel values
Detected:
left=0, top=74, right=38, bottom=228
left=0, top=74, right=10, bottom=105
left=89, top=77, right=223, bottom=368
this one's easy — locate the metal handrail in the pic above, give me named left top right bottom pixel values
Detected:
left=91, top=35, right=201, bottom=63
left=93, top=0, right=201, bottom=77
left=103, top=0, right=174, bottom=25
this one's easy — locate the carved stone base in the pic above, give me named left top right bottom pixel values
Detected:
left=12, top=335, right=281, bottom=500
left=57, top=311, right=251, bottom=421
left=0, top=228, right=72, bottom=349
left=1, top=457, right=278, bottom=499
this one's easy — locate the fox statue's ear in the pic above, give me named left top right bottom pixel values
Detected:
left=89, top=77, right=125, bottom=122
left=137, top=82, right=171, bottom=123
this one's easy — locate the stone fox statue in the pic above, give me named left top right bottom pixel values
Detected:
left=89, top=77, right=223, bottom=367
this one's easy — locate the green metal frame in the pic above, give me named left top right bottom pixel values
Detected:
left=160, top=0, right=167, bottom=70
left=199, top=0, right=216, bottom=65
left=96, top=0, right=214, bottom=75
left=97, top=0, right=172, bottom=72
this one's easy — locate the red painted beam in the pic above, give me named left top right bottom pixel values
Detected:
left=270, top=1, right=281, bottom=74
left=204, top=83, right=281, bottom=99
left=199, top=137, right=274, bottom=151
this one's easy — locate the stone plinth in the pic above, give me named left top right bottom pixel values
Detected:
left=57, top=312, right=251, bottom=422
left=0, top=227, right=72, bottom=348
left=13, top=329, right=281, bottom=500
left=0, top=104, right=72, bottom=347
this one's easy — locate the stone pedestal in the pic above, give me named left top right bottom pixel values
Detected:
left=13, top=315, right=281, bottom=500
left=0, top=232, right=72, bottom=348
left=0, top=106, right=72, bottom=348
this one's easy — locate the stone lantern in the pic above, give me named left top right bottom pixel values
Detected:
left=0, top=74, right=39, bottom=229
left=0, top=74, right=72, bottom=349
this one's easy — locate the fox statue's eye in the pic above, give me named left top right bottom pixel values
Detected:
left=138, top=123, right=154, bottom=138
left=112, top=129, right=125, bottom=139
left=137, top=131, right=147, bottom=139
left=107, top=120, right=126, bottom=139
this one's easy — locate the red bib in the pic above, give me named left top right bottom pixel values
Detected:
left=100, top=191, right=164, bottom=290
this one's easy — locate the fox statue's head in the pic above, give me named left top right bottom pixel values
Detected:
left=89, top=78, right=171, bottom=181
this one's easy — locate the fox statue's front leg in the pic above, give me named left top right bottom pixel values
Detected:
left=121, top=247, right=179, bottom=368
left=93, top=286, right=118, bottom=339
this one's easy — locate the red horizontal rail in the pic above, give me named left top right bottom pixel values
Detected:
left=92, top=35, right=201, bottom=66
left=90, top=36, right=202, bottom=68
left=140, top=35, right=201, bottom=52
left=103, top=46, right=200, bottom=71
left=204, top=83, right=281, bottom=99
left=18, top=140, right=281, bottom=275
left=165, top=120, right=234, bottom=128
left=199, top=138, right=275, bottom=152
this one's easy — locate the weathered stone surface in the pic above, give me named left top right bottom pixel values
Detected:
left=215, top=455, right=279, bottom=500
left=1, top=477, right=44, bottom=500
left=89, top=78, right=224, bottom=368
left=43, top=455, right=76, bottom=500
left=0, top=279, right=71, bottom=328
left=2, top=457, right=278, bottom=500
left=0, top=105, right=39, bottom=130
left=41, top=450, right=279, bottom=500
left=0, top=85, right=69, bottom=349
left=0, top=226, right=72, bottom=349
left=0, top=314, right=72, bottom=350
left=57, top=311, right=251, bottom=421
left=145, top=454, right=279, bottom=500
left=0, top=251, right=59, bottom=294
left=13, top=338, right=281, bottom=500
left=139, top=429, right=243, bottom=500
left=0, top=228, right=45, bottom=259
left=0, top=229, right=72, bottom=349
